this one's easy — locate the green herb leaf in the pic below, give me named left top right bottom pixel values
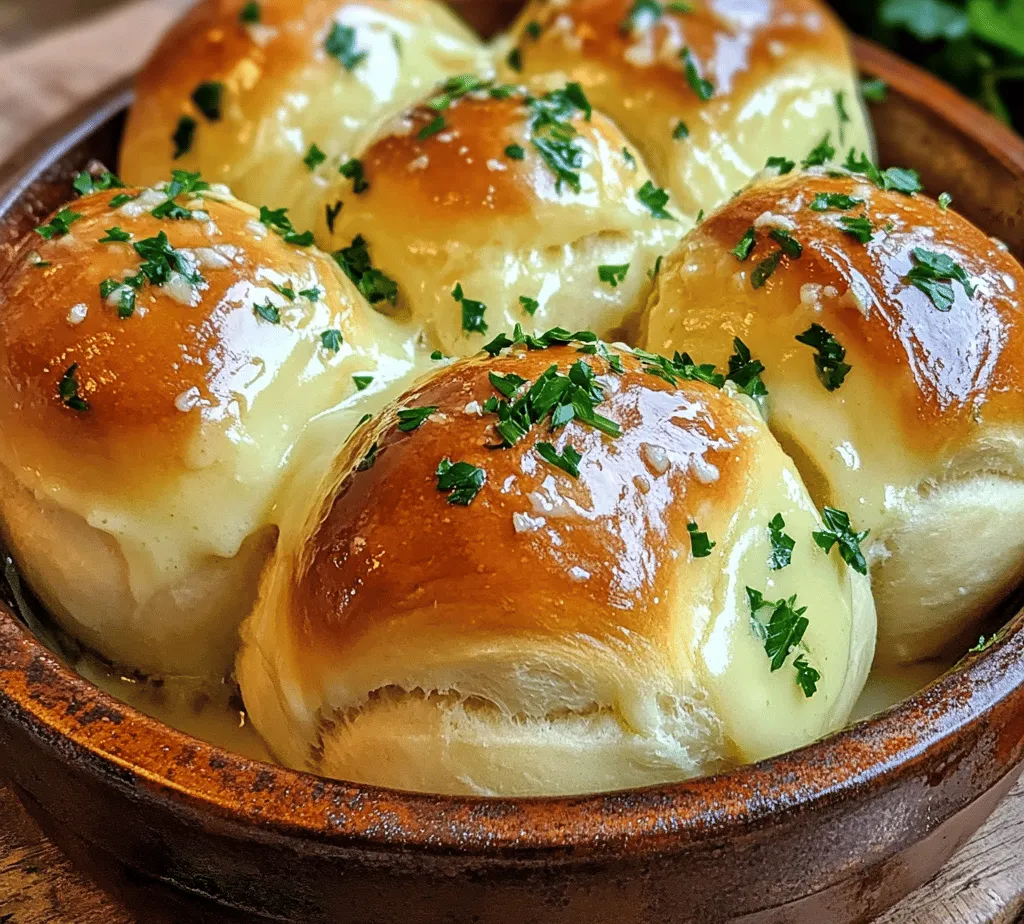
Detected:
left=35, top=207, right=82, bottom=240
left=620, top=0, right=663, bottom=33
left=680, top=47, right=714, bottom=100
left=813, top=506, right=869, bottom=574
left=905, top=247, right=975, bottom=310
left=767, top=513, right=795, bottom=570
left=673, top=119, right=690, bottom=140
left=340, top=158, right=369, bottom=192
left=769, top=228, right=803, bottom=258
left=839, top=214, right=875, bottom=243
left=72, top=170, right=124, bottom=196
left=506, top=47, right=523, bottom=72
left=687, top=521, right=716, bottom=558
left=353, top=373, right=373, bottom=389
left=795, top=323, right=851, bottom=390
left=751, top=250, right=783, bottom=288
left=802, top=133, right=836, bottom=167
left=397, top=405, right=438, bottom=432
left=98, top=226, right=131, bottom=243
left=525, top=20, right=543, bottom=38
left=519, top=295, right=539, bottom=315
left=536, top=441, right=582, bottom=477
left=255, top=301, right=281, bottom=323
left=304, top=143, right=327, bottom=171
left=239, top=1, right=261, bottom=24
left=748, top=587, right=810, bottom=673
left=332, top=234, right=399, bottom=305
left=598, top=263, right=630, bottom=287
left=810, top=192, right=863, bottom=211
left=726, top=337, right=768, bottom=398
left=436, top=457, right=486, bottom=505
left=172, top=116, right=197, bottom=159
left=452, top=282, right=487, bottom=334
left=417, top=115, right=446, bottom=141
left=794, top=655, right=820, bottom=697
left=58, top=363, right=89, bottom=412
left=835, top=90, right=851, bottom=143
left=765, top=155, right=796, bottom=174
left=637, top=180, right=674, bottom=219
left=732, top=226, right=757, bottom=261
left=325, top=200, right=343, bottom=233
left=938, top=191, right=953, bottom=209
left=861, top=77, right=888, bottom=102
left=325, top=22, right=367, bottom=71
left=319, top=329, right=342, bottom=352
left=505, top=144, right=525, bottom=160
left=191, top=81, right=224, bottom=121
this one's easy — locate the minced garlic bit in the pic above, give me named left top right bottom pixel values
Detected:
left=66, top=303, right=88, bottom=325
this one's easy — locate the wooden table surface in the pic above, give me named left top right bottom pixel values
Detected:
left=0, top=773, right=1022, bottom=923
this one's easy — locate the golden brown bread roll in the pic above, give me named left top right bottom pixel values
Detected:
left=315, top=78, right=687, bottom=355
left=501, top=0, right=873, bottom=221
left=0, top=172, right=423, bottom=678
left=237, top=334, right=875, bottom=795
left=641, top=166, right=1024, bottom=664
left=120, top=0, right=492, bottom=233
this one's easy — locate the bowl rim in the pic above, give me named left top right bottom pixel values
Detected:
left=1, top=37, right=1024, bottom=860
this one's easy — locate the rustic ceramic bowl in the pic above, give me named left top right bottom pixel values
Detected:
left=1, top=19, right=1024, bottom=923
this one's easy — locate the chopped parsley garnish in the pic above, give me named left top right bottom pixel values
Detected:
left=506, top=47, right=523, bottom=72
left=430, top=350, right=445, bottom=360
left=26, top=251, right=50, bottom=269
left=839, top=214, right=874, bottom=243
left=151, top=169, right=210, bottom=220
left=680, top=48, right=714, bottom=100
left=637, top=180, right=674, bottom=219
left=172, top=116, right=197, bottom=159
left=452, top=283, right=487, bottom=334
left=795, top=323, right=851, bottom=391
left=273, top=282, right=296, bottom=300
left=767, top=513, right=795, bottom=570
left=239, top=1, right=260, bottom=24
left=304, top=143, right=327, bottom=171
left=620, top=0, right=663, bottom=32
left=259, top=205, right=314, bottom=246
left=769, top=228, right=802, bottom=259
left=191, top=81, right=224, bottom=121
left=835, top=90, right=850, bottom=143
left=109, top=192, right=138, bottom=209
left=905, top=247, right=975, bottom=311
left=321, top=329, right=343, bottom=351
left=325, top=23, right=366, bottom=71
left=525, top=19, right=542, bottom=38
left=58, top=363, right=89, bottom=412
left=353, top=373, right=373, bottom=389
left=417, top=115, right=446, bottom=141
left=357, top=441, right=379, bottom=471
left=938, top=192, right=953, bottom=210
left=802, top=133, right=836, bottom=167
left=519, top=295, right=539, bottom=315
left=687, top=521, right=716, bottom=558
left=333, top=234, right=398, bottom=305
left=436, top=457, right=486, bottom=505
left=98, top=227, right=131, bottom=243
left=672, top=120, right=689, bottom=140
left=427, top=74, right=490, bottom=111
left=35, top=208, right=82, bottom=240
left=526, top=83, right=593, bottom=193
left=843, top=150, right=922, bottom=195
left=748, top=587, right=809, bottom=672
left=794, top=655, right=820, bottom=697
left=254, top=301, right=281, bottom=323
left=726, top=337, right=767, bottom=398
left=623, top=147, right=637, bottom=168
left=95, top=231, right=202, bottom=318
left=647, top=255, right=663, bottom=279
left=813, top=506, right=869, bottom=574
left=765, top=155, right=795, bottom=174
left=861, top=77, right=888, bottom=103
left=536, top=441, right=582, bottom=477
left=340, top=158, right=369, bottom=192
left=72, top=170, right=124, bottom=196
left=300, top=286, right=321, bottom=301
left=732, top=226, right=756, bottom=261
left=505, top=144, right=525, bottom=160
left=631, top=346, right=724, bottom=388
left=325, top=200, right=342, bottom=233
left=810, top=192, right=863, bottom=212
left=751, top=250, right=783, bottom=289
left=598, top=263, right=629, bottom=287
left=397, top=405, right=438, bottom=432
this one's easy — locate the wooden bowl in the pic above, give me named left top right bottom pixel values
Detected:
left=1, top=25, right=1024, bottom=924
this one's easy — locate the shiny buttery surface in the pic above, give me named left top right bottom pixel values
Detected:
left=642, top=167, right=1024, bottom=663
left=238, top=343, right=874, bottom=794
left=317, top=87, right=686, bottom=354
left=504, top=0, right=873, bottom=220
left=120, top=0, right=492, bottom=231
left=0, top=181, right=423, bottom=676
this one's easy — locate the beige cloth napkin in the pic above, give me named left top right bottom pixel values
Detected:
left=0, top=0, right=193, bottom=165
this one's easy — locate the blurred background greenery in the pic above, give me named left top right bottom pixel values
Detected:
left=833, top=0, right=1024, bottom=132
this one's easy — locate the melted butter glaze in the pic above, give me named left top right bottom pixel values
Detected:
left=293, top=346, right=755, bottom=657
left=121, top=0, right=491, bottom=231
left=694, top=170, right=1024, bottom=445
left=507, top=0, right=870, bottom=219
left=0, top=188, right=379, bottom=495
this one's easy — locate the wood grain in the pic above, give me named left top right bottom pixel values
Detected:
left=0, top=776, right=1021, bottom=924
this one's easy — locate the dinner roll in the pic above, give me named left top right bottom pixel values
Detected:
left=502, top=0, right=872, bottom=221
left=120, top=0, right=492, bottom=233
left=315, top=79, right=687, bottom=356
left=641, top=166, right=1024, bottom=664
left=238, top=335, right=875, bottom=795
left=0, top=172, right=422, bottom=678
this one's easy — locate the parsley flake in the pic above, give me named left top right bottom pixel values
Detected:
left=839, top=214, right=875, bottom=243
left=769, top=228, right=802, bottom=259
left=172, top=116, right=197, bottom=159
left=835, top=90, right=850, bottom=144
left=813, top=506, right=869, bottom=574
left=794, top=655, right=820, bottom=697
left=35, top=208, right=82, bottom=240
left=598, top=263, right=629, bottom=287
left=672, top=120, right=689, bottom=140
left=504, top=144, right=525, bottom=160
left=795, top=323, right=851, bottom=391
left=304, top=143, right=327, bottom=171
left=340, top=158, right=369, bottom=193
left=861, top=77, right=888, bottom=103
left=436, top=457, right=486, bottom=505
left=397, top=405, right=438, bottom=432
left=72, top=170, right=124, bottom=196
left=525, top=19, right=543, bottom=38
left=687, top=521, right=716, bottom=558
left=810, top=192, right=863, bottom=212
left=905, top=247, right=975, bottom=311
left=767, top=513, right=795, bottom=570
left=802, top=133, right=836, bottom=167
left=353, top=373, right=373, bottom=390
left=506, top=47, right=523, bottom=72
left=58, top=363, right=89, bottom=412
left=938, top=192, right=953, bottom=210
left=751, top=250, right=783, bottom=288
left=191, top=81, right=224, bottom=121
left=325, top=200, right=343, bottom=233
left=536, top=442, right=582, bottom=477
left=680, top=48, right=714, bottom=100
left=726, top=337, right=767, bottom=399
left=98, top=227, right=131, bottom=243
left=255, top=301, right=281, bottom=324
left=452, top=282, right=487, bottom=334
left=748, top=587, right=810, bottom=674
left=519, top=295, right=539, bottom=315
left=637, top=180, right=674, bottom=219
left=732, top=226, right=756, bottom=261
left=325, top=23, right=367, bottom=71
left=239, top=1, right=260, bottom=24
left=417, top=115, right=446, bottom=141
left=765, top=155, right=796, bottom=174
left=333, top=234, right=398, bottom=305
left=259, top=205, right=314, bottom=246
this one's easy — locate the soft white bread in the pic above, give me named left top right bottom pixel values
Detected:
left=641, top=167, right=1024, bottom=664
left=237, top=338, right=875, bottom=795
left=502, top=0, right=872, bottom=222
left=120, top=0, right=492, bottom=233
left=315, top=80, right=687, bottom=355
left=0, top=176, right=422, bottom=678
